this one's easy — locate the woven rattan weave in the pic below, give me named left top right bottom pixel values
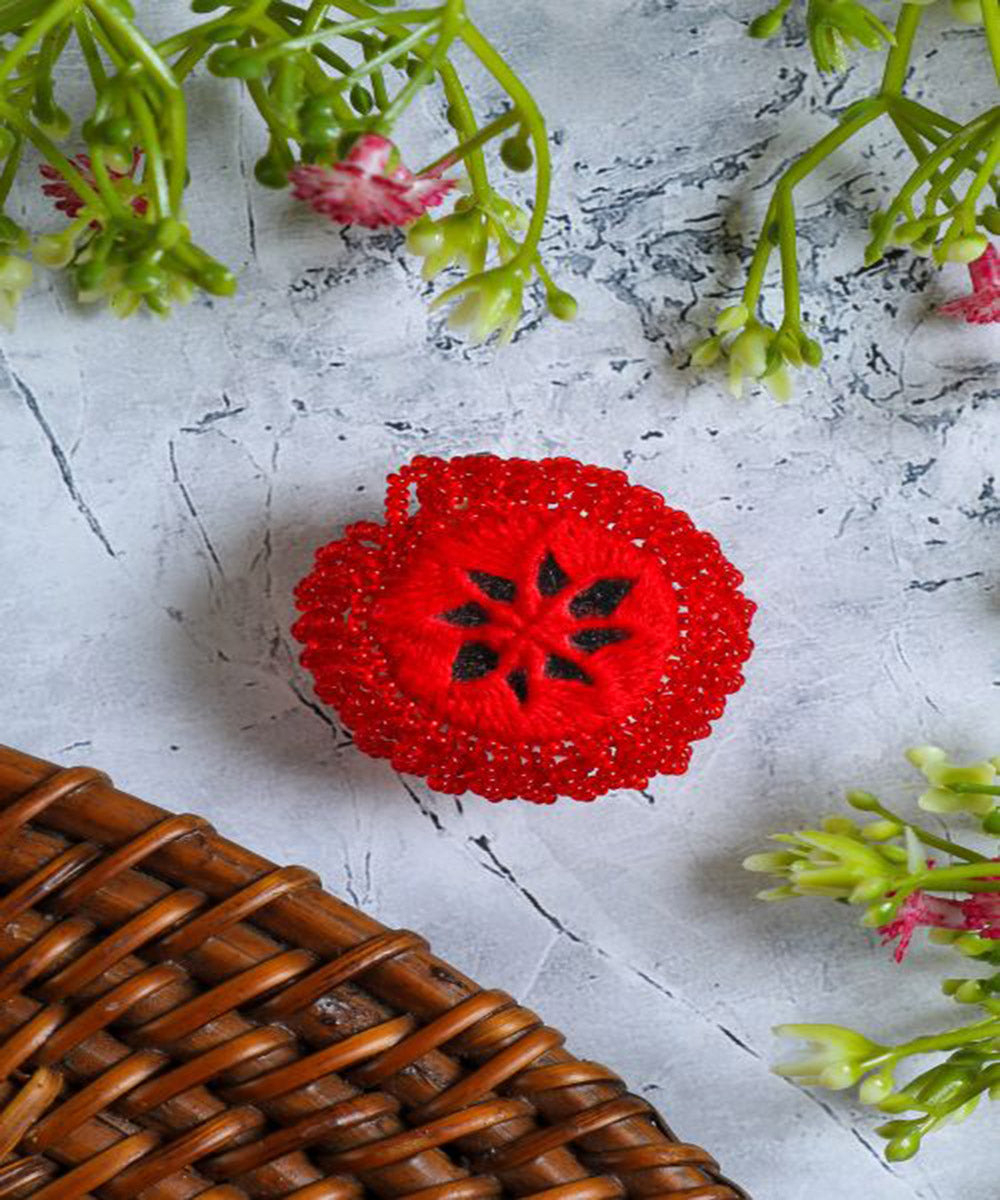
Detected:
left=0, top=744, right=748, bottom=1200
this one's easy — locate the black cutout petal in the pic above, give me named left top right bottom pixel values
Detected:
left=506, top=668, right=528, bottom=704
left=469, top=570, right=516, bottom=603
left=545, top=654, right=592, bottom=685
left=452, top=642, right=499, bottom=681
left=569, top=578, right=634, bottom=619
left=440, top=601, right=490, bottom=627
left=537, top=551, right=570, bottom=597
left=571, top=627, right=631, bottom=654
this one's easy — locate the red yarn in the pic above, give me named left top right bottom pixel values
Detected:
left=293, top=455, right=756, bottom=804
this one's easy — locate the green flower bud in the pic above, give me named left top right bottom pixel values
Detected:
left=730, top=326, right=770, bottom=377
left=300, top=95, right=337, bottom=122
left=981, top=207, right=1000, bottom=236
left=861, top=819, right=902, bottom=841
left=859, top=1067, right=894, bottom=1105
left=74, top=258, right=107, bottom=292
left=0, top=253, right=32, bottom=291
left=349, top=84, right=373, bottom=115
left=819, top=1060, right=865, bottom=1089
left=197, top=263, right=238, bottom=296
left=847, top=790, right=880, bottom=812
left=302, top=116, right=339, bottom=147
left=97, top=117, right=134, bottom=148
left=691, top=335, right=723, bottom=369
left=822, top=816, right=858, bottom=836
left=951, top=0, right=983, bottom=23
left=406, top=217, right=445, bottom=257
left=981, top=808, right=1000, bottom=835
left=884, top=1130, right=922, bottom=1162
left=548, top=289, right=578, bottom=322
left=255, top=152, right=290, bottom=189
left=110, top=287, right=142, bottom=319
left=34, top=233, right=76, bottom=269
left=953, top=979, right=985, bottom=1004
left=208, top=47, right=266, bottom=79
left=945, top=233, right=988, bottom=264
left=863, top=897, right=899, bottom=928
left=500, top=136, right=534, bottom=172
left=749, top=7, right=787, bottom=39
left=715, top=303, right=749, bottom=333
left=743, top=851, right=796, bottom=873
left=0, top=216, right=26, bottom=249
left=124, top=261, right=166, bottom=294
left=36, top=106, right=72, bottom=141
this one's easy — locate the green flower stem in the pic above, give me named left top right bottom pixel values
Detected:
left=857, top=797, right=988, bottom=864
left=895, top=97, right=960, bottom=138
left=0, top=0, right=52, bottom=37
left=252, top=10, right=441, bottom=62
left=418, top=108, right=518, bottom=176
left=341, top=19, right=441, bottom=91
left=872, top=111, right=997, bottom=254
left=776, top=186, right=800, bottom=327
left=0, top=97, right=103, bottom=211
left=923, top=124, right=991, bottom=213
left=87, top=144, right=134, bottom=219
left=983, top=0, right=1000, bottom=85
left=73, top=11, right=108, bottom=90
left=247, top=11, right=354, bottom=122
left=362, top=38, right=390, bottom=112
left=89, top=0, right=187, bottom=213
left=0, top=134, right=22, bottom=208
left=956, top=119, right=1000, bottom=219
left=891, top=861, right=1000, bottom=907
left=951, top=783, right=1000, bottom=798
left=246, top=75, right=293, bottom=146
left=124, top=88, right=169, bottom=218
left=868, top=1018, right=1000, bottom=1071
left=879, top=3, right=922, bottom=97
left=741, top=196, right=777, bottom=311
left=438, top=60, right=489, bottom=200
left=459, top=19, right=550, bottom=269
left=742, top=99, right=886, bottom=312
left=377, top=0, right=461, bottom=128
left=890, top=114, right=960, bottom=213
left=155, top=0, right=271, bottom=60
left=0, top=0, right=80, bottom=87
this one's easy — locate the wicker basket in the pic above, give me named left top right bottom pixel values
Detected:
left=0, top=744, right=749, bottom=1200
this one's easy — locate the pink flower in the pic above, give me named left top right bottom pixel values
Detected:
left=880, top=884, right=1000, bottom=961
left=879, top=891, right=968, bottom=962
left=288, top=135, right=455, bottom=229
left=939, top=242, right=1000, bottom=325
left=40, top=150, right=148, bottom=221
left=960, top=894, right=1000, bottom=940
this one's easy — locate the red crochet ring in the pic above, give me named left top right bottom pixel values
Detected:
left=293, top=455, right=755, bottom=803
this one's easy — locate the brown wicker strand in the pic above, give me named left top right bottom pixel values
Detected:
left=0, top=745, right=749, bottom=1200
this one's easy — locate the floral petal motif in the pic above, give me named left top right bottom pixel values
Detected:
left=939, top=242, right=1000, bottom=325
left=289, top=134, right=455, bottom=229
left=293, top=455, right=756, bottom=803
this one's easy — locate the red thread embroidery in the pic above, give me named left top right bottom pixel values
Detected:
left=293, top=454, right=756, bottom=803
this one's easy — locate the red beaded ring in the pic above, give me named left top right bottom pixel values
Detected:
left=293, top=454, right=755, bottom=803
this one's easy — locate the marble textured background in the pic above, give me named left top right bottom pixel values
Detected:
left=2, top=3, right=998, bottom=1197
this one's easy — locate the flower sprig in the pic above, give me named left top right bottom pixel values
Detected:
left=0, top=1, right=573, bottom=337
left=747, top=745, right=1000, bottom=1159
left=694, top=1, right=1000, bottom=399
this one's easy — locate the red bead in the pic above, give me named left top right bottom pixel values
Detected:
left=292, top=454, right=755, bottom=804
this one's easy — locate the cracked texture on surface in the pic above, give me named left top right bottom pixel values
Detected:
left=0, top=2, right=997, bottom=1197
